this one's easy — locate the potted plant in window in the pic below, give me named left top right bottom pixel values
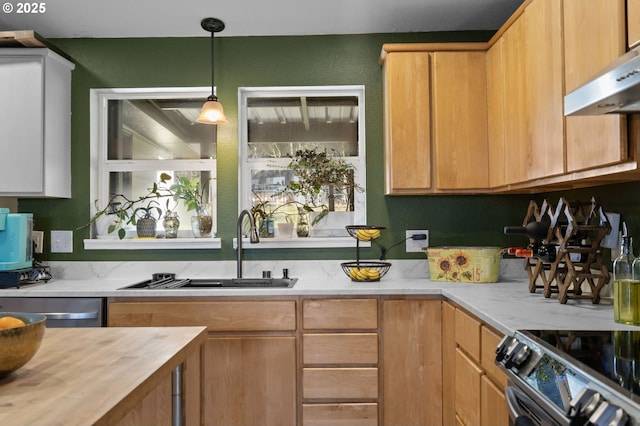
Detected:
left=170, top=175, right=213, bottom=238
left=85, top=175, right=169, bottom=239
left=132, top=200, right=163, bottom=238
left=282, top=148, right=362, bottom=236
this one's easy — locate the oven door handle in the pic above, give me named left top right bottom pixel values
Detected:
left=37, top=311, right=99, bottom=320
left=506, top=386, right=538, bottom=426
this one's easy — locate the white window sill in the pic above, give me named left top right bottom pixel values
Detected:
left=83, top=238, right=222, bottom=250
left=83, top=237, right=366, bottom=250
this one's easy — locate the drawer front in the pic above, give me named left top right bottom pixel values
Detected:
left=455, top=308, right=481, bottom=361
left=303, top=333, right=379, bottom=365
left=481, top=325, right=508, bottom=388
left=303, top=368, right=379, bottom=399
left=302, top=403, right=378, bottom=426
left=303, top=298, right=378, bottom=330
left=108, top=300, right=296, bottom=331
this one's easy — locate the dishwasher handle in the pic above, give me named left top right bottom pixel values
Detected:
left=37, top=311, right=99, bottom=320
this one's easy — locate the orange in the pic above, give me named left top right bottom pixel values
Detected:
left=0, top=316, right=26, bottom=329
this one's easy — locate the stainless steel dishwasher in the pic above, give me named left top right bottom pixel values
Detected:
left=0, top=297, right=106, bottom=327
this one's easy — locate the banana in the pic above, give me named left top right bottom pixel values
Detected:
left=355, top=229, right=381, bottom=241
left=356, top=230, right=371, bottom=241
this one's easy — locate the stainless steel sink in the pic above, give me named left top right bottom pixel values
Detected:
left=119, top=274, right=297, bottom=290
left=181, top=278, right=297, bottom=289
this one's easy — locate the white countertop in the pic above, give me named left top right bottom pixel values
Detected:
left=1, top=260, right=637, bottom=335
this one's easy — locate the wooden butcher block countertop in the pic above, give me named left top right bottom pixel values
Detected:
left=0, top=326, right=207, bottom=425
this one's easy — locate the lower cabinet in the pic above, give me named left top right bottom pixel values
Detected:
left=444, top=301, right=509, bottom=426
left=382, top=298, right=443, bottom=425
left=301, top=298, right=379, bottom=426
left=108, top=299, right=297, bottom=426
left=108, top=296, right=445, bottom=426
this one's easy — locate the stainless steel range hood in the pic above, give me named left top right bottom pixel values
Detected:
left=565, top=47, right=640, bottom=115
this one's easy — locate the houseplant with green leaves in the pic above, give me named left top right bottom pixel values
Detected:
left=282, top=148, right=362, bottom=227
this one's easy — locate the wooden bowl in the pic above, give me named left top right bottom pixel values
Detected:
left=0, top=312, right=46, bottom=378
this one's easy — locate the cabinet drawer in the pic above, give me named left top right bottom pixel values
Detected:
left=302, top=403, right=378, bottom=426
left=303, top=333, right=378, bottom=365
left=481, top=326, right=508, bottom=388
left=108, top=300, right=296, bottom=331
left=455, top=308, right=481, bottom=361
left=303, top=298, right=378, bottom=330
left=303, top=368, right=379, bottom=399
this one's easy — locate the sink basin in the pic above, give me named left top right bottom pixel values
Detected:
left=182, top=278, right=297, bottom=289
left=119, top=275, right=297, bottom=290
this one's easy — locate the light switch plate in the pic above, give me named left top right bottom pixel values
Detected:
left=601, top=212, right=620, bottom=250
left=51, top=230, right=73, bottom=253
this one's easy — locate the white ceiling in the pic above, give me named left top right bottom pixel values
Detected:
left=0, top=0, right=524, bottom=39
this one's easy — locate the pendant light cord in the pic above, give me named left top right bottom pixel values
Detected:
left=210, top=30, right=215, bottom=98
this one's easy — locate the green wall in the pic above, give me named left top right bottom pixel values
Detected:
left=17, top=32, right=639, bottom=262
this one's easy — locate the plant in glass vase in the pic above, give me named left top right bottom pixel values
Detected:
left=170, top=176, right=213, bottom=238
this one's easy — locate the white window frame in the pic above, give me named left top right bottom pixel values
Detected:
left=84, top=87, right=221, bottom=250
left=238, top=85, right=367, bottom=249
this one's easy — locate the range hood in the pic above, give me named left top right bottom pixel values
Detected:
left=565, top=47, right=640, bottom=115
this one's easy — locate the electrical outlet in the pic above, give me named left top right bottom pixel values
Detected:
left=32, top=231, right=44, bottom=254
left=406, top=230, right=429, bottom=252
left=51, top=230, right=73, bottom=253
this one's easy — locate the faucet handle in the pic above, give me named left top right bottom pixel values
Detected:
left=262, top=270, right=272, bottom=279
left=282, top=268, right=289, bottom=279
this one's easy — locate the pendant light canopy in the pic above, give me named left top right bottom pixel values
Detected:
left=197, top=17, right=228, bottom=125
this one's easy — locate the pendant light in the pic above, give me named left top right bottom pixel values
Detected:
left=196, top=17, right=228, bottom=125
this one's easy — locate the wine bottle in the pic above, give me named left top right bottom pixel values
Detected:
left=504, top=221, right=551, bottom=241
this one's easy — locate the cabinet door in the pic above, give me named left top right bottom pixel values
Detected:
left=455, top=348, right=483, bottom=426
left=503, top=0, right=564, bottom=184
left=523, top=0, right=564, bottom=181
left=0, top=57, right=44, bottom=194
left=502, top=16, right=527, bottom=184
left=630, top=0, right=640, bottom=49
left=383, top=52, right=431, bottom=194
left=432, top=51, right=489, bottom=190
left=487, top=39, right=506, bottom=188
left=442, top=302, right=457, bottom=426
left=204, top=336, right=297, bottom=426
left=383, top=299, right=442, bottom=425
left=564, top=0, right=627, bottom=172
left=481, top=375, right=509, bottom=426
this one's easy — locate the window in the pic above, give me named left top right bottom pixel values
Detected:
left=86, top=87, right=219, bottom=249
left=238, top=86, right=366, bottom=245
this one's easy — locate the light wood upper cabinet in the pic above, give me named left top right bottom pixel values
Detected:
left=487, top=39, right=507, bottom=188
left=432, top=51, right=489, bottom=190
left=519, top=0, right=565, bottom=182
left=382, top=51, right=432, bottom=194
left=381, top=45, right=489, bottom=194
left=628, top=0, right=640, bottom=49
left=564, top=0, right=628, bottom=173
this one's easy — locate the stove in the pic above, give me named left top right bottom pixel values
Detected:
left=0, top=266, right=51, bottom=288
left=496, top=329, right=640, bottom=426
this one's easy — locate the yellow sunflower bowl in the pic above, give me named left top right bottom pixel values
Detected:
left=424, top=247, right=504, bottom=283
left=0, top=312, right=47, bottom=378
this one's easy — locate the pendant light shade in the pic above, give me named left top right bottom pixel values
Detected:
left=197, top=96, right=228, bottom=124
left=197, top=17, right=227, bottom=125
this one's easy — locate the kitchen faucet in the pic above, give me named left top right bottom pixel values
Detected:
left=236, top=209, right=260, bottom=278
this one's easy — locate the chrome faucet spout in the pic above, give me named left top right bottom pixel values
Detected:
left=237, top=209, right=260, bottom=278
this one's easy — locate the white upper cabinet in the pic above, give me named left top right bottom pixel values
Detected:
left=0, top=48, right=74, bottom=197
